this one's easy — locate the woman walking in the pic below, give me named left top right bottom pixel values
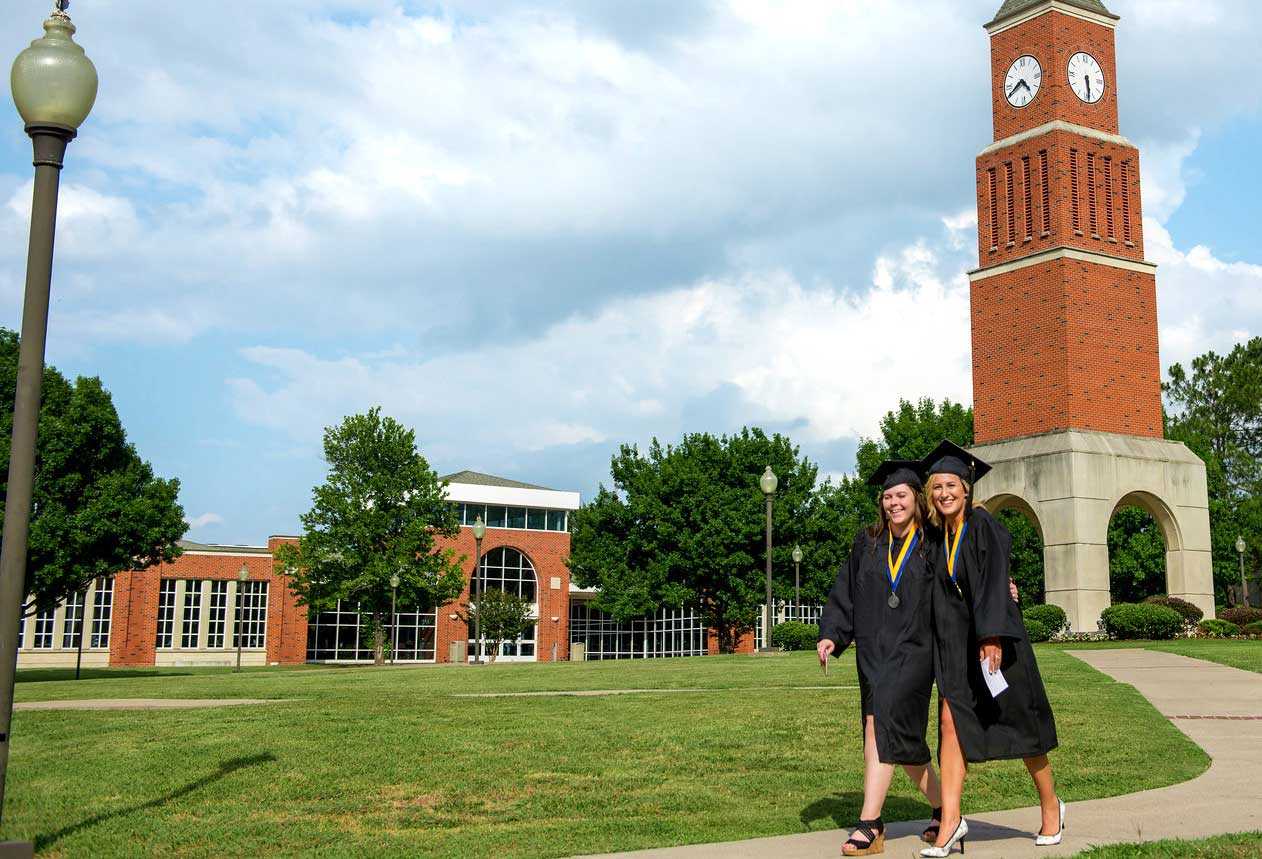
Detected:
left=918, top=441, right=1061, bottom=858
left=817, top=460, right=944, bottom=856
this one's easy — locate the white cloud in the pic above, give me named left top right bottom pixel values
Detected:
left=185, top=512, right=224, bottom=529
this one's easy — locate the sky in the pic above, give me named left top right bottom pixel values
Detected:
left=0, top=0, right=1259, bottom=544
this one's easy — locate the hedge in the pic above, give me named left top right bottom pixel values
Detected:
left=1198, top=619, right=1241, bottom=637
left=1099, top=603, right=1183, bottom=640
left=1219, top=606, right=1262, bottom=628
left=1244, top=621, right=1262, bottom=636
left=1024, top=618, right=1051, bottom=643
left=1022, top=604, right=1069, bottom=635
left=772, top=621, right=820, bottom=652
left=1143, top=595, right=1204, bottom=625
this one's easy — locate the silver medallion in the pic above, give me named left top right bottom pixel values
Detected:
left=887, top=594, right=900, bottom=609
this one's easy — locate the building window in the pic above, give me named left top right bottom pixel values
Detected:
left=470, top=547, right=538, bottom=658
left=18, top=612, right=25, bottom=649
left=391, top=606, right=437, bottom=661
left=1121, top=159, right=1132, bottom=243
left=1104, top=156, right=1115, bottom=240
left=527, top=508, right=546, bottom=530
left=181, top=580, right=203, bottom=648
left=62, top=591, right=85, bottom=649
left=569, top=603, right=706, bottom=660
left=207, top=580, right=229, bottom=648
left=1022, top=155, right=1033, bottom=240
left=1004, top=161, right=1016, bottom=245
left=755, top=602, right=825, bottom=650
left=32, top=608, right=55, bottom=649
left=457, top=502, right=569, bottom=532
left=1070, top=149, right=1081, bottom=233
left=1087, top=152, right=1098, bottom=236
left=233, top=581, right=268, bottom=649
left=155, top=579, right=177, bottom=648
left=307, top=600, right=373, bottom=661
left=91, top=578, right=113, bottom=649
left=1039, top=150, right=1051, bottom=235
left=987, top=167, right=999, bottom=249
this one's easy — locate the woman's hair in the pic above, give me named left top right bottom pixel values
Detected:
left=867, top=483, right=930, bottom=543
left=924, top=474, right=977, bottom=530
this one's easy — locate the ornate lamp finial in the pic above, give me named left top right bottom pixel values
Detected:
left=52, top=1, right=71, bottom=21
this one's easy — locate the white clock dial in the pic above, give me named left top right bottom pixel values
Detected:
left=1004, top=55, right=1042, bottom=108
left=1068, top=52, right=1106, bottom=104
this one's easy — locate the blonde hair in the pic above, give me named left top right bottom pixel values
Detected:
left=924, top=475, right=981, bottom=530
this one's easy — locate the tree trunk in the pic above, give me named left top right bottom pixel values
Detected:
left=373, top=611, right=385, bottom=666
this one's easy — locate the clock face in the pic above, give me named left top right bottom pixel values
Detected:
left=1068, top=52, right=1106, bottom=104
left=1004, top=55, right=1042, bottom=108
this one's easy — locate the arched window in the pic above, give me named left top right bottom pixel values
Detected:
left=475, top=547, right=537, bottom=602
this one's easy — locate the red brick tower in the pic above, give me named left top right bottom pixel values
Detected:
left=970, top=0, right=1162, bottom=443
left=965, top=0, right=1215, bottom=631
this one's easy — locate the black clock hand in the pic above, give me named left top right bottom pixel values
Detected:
left=1085, top=77, right=1092, bottom=99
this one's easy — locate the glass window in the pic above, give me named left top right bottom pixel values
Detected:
left=207, top=580, right=229, bottom=648
left=181, top=580, right=203, bottom=648
left=32, top=608, right=55, bottom=649
left=547, top=510, right=567, bottom=531
left=527, top=508, right=546, bottom=530
left=233, top=581, right=269, bottom=649
left=91, top=578, right=113, bottom=649
left=507, top=507, right=526, bottom=529
left=155, top=579, right=177, bottom=648
left=62, top=591, right=85, bottom=649
left=486, top=506, right=506, bottom=528
left=463, top=504, right=485, bottom=526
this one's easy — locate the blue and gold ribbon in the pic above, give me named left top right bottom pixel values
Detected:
left=944, top=521, right=969, bottom=583
left=887, top=527, right=919, bottom=593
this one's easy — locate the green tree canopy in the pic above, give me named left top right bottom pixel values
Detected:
left=0, top=329, right=187, bottom=613
left=465, top=588, right=534, bottom=662
left=274, top=408, right=465, bottom=664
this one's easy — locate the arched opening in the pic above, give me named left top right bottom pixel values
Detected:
left=983, top=493, right=1046, bottom=605
left=469, top=546, right=538, bottom=661
left=1107, top=491, right=1180, bottom=604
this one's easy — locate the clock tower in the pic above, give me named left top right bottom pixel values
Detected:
left=964, top=0, right=1216, bottom=629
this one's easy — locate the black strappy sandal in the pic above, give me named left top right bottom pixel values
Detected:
left=922, top=806, right=943, bottom=843
left=842, top=817, right=885, bottom=856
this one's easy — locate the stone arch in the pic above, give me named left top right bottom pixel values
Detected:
left=1109, top=489, right=1186, bottom=600
left=981, top=492, right=1045, bottom=542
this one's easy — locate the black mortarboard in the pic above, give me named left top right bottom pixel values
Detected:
left=866, top=460, right=924, bottom=491
left=921, top=440, right=992, bottom=484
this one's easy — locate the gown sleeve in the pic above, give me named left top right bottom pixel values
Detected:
left=819, top=531, right=865, bottom=652
left=969, top=510, right=1025, bottom=641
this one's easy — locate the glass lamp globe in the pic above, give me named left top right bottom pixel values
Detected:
left=1237, top=536, right=1247, bottom=555
left=238, top=563, right=250, bottom=582
left=472, top=516, right=486, bottom=541
left=390, top=574, right=400, bottom=589
left=11, top=10, right=98, bottom=130
left=792, top=545, right=803, bottom=564
left=760, top=466, right=778, bottom=496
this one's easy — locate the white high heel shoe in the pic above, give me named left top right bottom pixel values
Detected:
left=1035, top=797, right=1066, bottom=846
left=920, top=817, right=967, bottom=857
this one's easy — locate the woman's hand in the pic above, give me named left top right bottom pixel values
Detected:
left=1009, top=578, right=1019, bottom=603
left=979, top=637, right=1002, bottom=673
left=817, top=639, right=835, bottom=666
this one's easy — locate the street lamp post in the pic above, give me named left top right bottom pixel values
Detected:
left=0, top=3, right=97, bottom=840
left=792, top=545, right=803, bottom=607
left=235, top=564, right=249, bottom=673
left=759, top=466, right=778, bottom=652
left=472, top=516, right=486, bottom=665
left=1236, top=536, right=1248, bottom=607
left=389, top=573, right=400, bottom=665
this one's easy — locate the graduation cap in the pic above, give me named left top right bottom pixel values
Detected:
left=866, top=460, right=924, bottom=491
left=921, top=440, right=992, bottom=485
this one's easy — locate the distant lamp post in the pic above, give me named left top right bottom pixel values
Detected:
left=235, top=563, right=249, bottom=672
left=0, top=1, right=98, bottom=837
left=792, top=545, right=804, bottom=606
left=389, top=573, right=400, bottom=665
left=472, top=516, right=486, bottom=665
left=1236, top=536, right=1248, bottom=607
left=759, top=466, right=778, bottom=652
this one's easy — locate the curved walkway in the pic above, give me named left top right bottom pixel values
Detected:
left=567, top=649, right=1262, bottom=858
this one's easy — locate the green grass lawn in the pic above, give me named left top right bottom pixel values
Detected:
left=1052, top=638, right=1262, bottom=674
left=3, top=648, right=1210, bottom=859
left=1071, top=832, right=1262, bottom=858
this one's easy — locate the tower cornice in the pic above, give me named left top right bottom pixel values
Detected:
left=986, top=0, right=1119, bottom=35
left=968, top=245, right=1157, bottom=282
left=979, top=120, right=1135, bottom=157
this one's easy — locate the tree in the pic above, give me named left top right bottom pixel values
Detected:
left=1165, top=337, right=1262, bottom=603
left=465, top=588, right=535, bottom=662
left=569, top=428, right=817, bottom=653
left=275, top=408, right=465, bottom=665
left=0, top=329, right=187, bottom=614
left=1108, top=506, right=1167, bottom=603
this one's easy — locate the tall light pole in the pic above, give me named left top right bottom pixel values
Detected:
left=759, top=466, right=778, bottom=652
left=235, top=564, right=249, bottom=673
left=1236, top=536, right=1248, bottom=607
left=389, top=573, right=400, bottom=665
left=0, top=3, right=97, bottom=841
left=792, top=545, right=803, bottom=607
left=471, top=516, right=486, bottom=665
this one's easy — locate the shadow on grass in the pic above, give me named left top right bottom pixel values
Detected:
left=16, top=668, right=194, bottom=683
left=34, top=752, right=277, bottom=851
left=800, top=792, right=930, bottom=830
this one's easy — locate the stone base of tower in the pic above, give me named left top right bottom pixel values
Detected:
left=969, top=429, right=1214, bottom=632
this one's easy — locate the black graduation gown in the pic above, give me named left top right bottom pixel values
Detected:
left=929, top=508, right=1058, bottom=762
left=819, top=528, right=935, bottom=766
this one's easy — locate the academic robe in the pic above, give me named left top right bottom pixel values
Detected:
left=929, top=507, right=1058, bottom=762
left=819, top=528, right=935, bottom=765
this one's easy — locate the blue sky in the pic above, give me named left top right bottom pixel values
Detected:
left=1, top=0, right=1259, bottom=543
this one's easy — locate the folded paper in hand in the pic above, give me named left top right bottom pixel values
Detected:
left=980, top=656, right=1008, bottom=698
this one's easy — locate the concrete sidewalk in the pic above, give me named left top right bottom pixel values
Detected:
left=568, top=649, right=1262, bottom=859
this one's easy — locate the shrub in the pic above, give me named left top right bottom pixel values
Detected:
left=772, top=621, right=820, bottom=652
left=1198, top=619, right=1241, bottom=637
left=1100, top=603, right=1183, bottom=640
left=1023, top=604, right=1069, bottom=635
left=1219, top=606, right=1262, bottom=628
left=1243, top=621, right=1262, bottom=636
left=1024, top=618, right=1051, bottom=643
left=1143, top=595, right=1204, bottom=626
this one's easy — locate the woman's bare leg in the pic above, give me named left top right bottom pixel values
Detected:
left=901, top=761, right=942, bottom=808
left=847, top=716, right=895, bottom=852
left=935, top=700, right=966, bottom=849
left=1023, top=754, right=1059, bottom=835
